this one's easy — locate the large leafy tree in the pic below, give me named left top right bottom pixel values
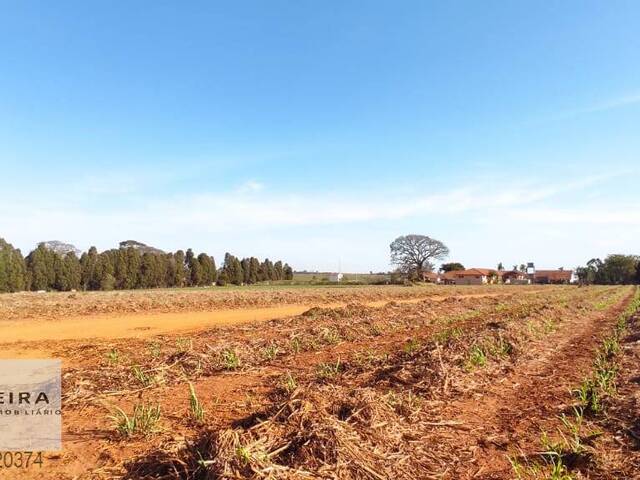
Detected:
left=577, top=255, right=639, bottom=285
left=390, top=235, right=449, bottom=278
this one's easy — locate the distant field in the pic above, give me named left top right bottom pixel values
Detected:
left=0, top=282, right=498, bottom=321
left=292, top=271, right=390, bottom=283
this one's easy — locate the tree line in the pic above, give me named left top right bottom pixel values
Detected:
left=576, top=254, right=640, bottom=285
left=0, top=238, right=293, bottom=293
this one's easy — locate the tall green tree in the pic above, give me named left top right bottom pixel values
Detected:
left=124, top=247, right=141, bottom=289
left=1, top=238, right=294, bottom=293
left=241, top=258, right=251, bottom=284
left=187, top=249, right=202, bottom=286
left=274, top=261, right=284, bottom=280
left=249, top=257, right=260, bottom=284
left=174, top=250, right=186, bottom=287
left=26, top=244, right=51, bottom=291
left=80, top=246, right=99, bottom=290
left=164, top=253, right=177, bottom=287
left=221, top=253, right=243, bottom=285
left=0, top=239, right=27, bottom=292
left=261, top=258, right=275, bottom=281
left=283, top=263, right=293, bottom=280
left=230, top=256, right=243, bottom=285
left=197, top=253, right=215, bottom=286
left=63, top=253, right=82, bottom=290
left=114, top=249, right=129, bottom=289
left=96, top=252, right=116, bottom=290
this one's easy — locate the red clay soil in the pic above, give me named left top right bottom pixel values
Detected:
left=0, top=284, right=507, bottom=322
left=434, top=288, right=636, bottom=478
left=110, top=287, right=627, bottom=480
left=582, top=311, right=640, bottom=478
left=1, top=286, right=631, bottom=480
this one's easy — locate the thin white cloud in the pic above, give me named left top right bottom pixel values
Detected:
left=0, top=171, right=635, bottom=271
left=0, top=173, right=618, bottom=251
left=236, top=180, right=264, bottom=194
left=580, top=92, right=640, bottom=114
left=553, top=91, right=640, bottom=121
left=504, top=207, right=640, bottom=225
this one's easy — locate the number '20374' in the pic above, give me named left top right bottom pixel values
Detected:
left=0, top=452, right=43, bottom=468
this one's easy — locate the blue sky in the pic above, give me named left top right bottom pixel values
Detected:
left=1, top=1, right=639, bottom=272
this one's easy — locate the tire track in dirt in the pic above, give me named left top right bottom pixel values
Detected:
left=438, top=287, right=635, bottom=479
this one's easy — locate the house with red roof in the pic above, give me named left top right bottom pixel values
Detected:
left=447, top=268, right=498, bottom=285
left=499, top=270, right=531, bottom=284
left=531, top=269, right=573, bottom=284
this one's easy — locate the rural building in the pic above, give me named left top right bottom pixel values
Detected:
left=441, top=271, right=459, bottom=284
left=449, top=268, right=498, bottom=285
left=531, top=269, right=573, bottom=284
left=328, top=272, right=344, bottom=282
left=499, top=270, right=531, bottom=284
left=421, top=271, right=443, bottom=283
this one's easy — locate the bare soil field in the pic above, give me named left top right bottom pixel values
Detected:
left=0, top=284, right=531, bottom=321
left=1, top=284, right=638, bottom=479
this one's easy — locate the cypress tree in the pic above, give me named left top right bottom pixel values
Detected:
left=0, top=239, right=27, bottom=292
left=114, top=249, right=128, bottom=289
left=174, top=250, right=186, bottom=287
left=124, top=247, right=141, bottom=289
left=210, top=256, right=217, bottom=284
left=165, top=253, right=176, bottom=287
left=262, top=258, right=275, bottom=281
left=95, top=252, right=115, bottom=291
left=185, top=249, right=195, bottom=286
left=223, top=253, right=233, bottom=280
left=216, top=269, right=228, bottom=286
left=64, top=253, right=82, bottom=290
left=157, top=253, right=168, bottom=288
left=249, top=257, right=259, bottom=284
left=53, top=253, right=66, bottom=291
left=257, top=260, right=267, bottom=282
left=1, top=238, right=292, bottom=292
left=189, top=252, right=202, bottom=287
left=283, top=263, right=293, bottom=280
left=43, top=244, right=56, bottom=289
left=139, top=253, right=153, bottom=288
left=80, top=247, right=99, bottom=290
left=26, top=244, right=50, bottom=291
left=241, top=258, right=251, bottom=284
left=274, top=261, right=284, bottom=280
left=197, top=253, right=211, bottom=286
left=231, top=257, right=243, bottom=285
